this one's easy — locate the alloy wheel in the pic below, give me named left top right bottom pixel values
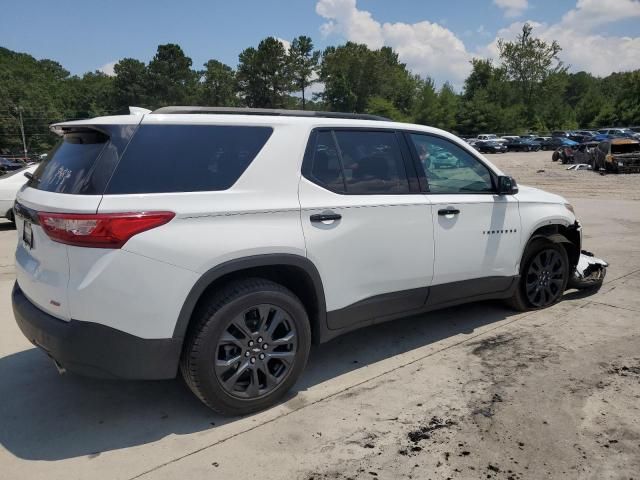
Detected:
left=525, top=249, right=566, bottom=307
left=214, top=304, right=298, bottom=399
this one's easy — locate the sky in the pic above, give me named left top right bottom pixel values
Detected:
left=2, top=0, right=640, bottom=89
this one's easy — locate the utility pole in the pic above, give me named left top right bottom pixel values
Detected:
left=17, top=107, right=27, bottom=158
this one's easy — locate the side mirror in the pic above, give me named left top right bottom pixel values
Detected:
left=497, top=175, right=518, bottom=195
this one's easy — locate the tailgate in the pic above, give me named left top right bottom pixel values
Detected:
left=14, top=191, right=102, bottom=320
left=12, top=123, right=136, bottom=320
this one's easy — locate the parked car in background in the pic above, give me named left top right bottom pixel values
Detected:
left=477, top=134, right=507, bottom=144
left=0, top=165, right=38, bottom=223
left=0, top=157, right=27, bottom=173
left=474, top=140, right=508, bottom=154
left=598, top=128, right=640, bottom=139
left=541, top=137, right=578, bottom=151
left=551, top=131, right=571, bottom=138
left=593, top=138, right=640, bottom=173
left=504, top=138, right=541, bottom=152
left=477, top=134, right=499, bottom=141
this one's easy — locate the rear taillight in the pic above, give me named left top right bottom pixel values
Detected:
left=37, top=211, right=175, bottom=248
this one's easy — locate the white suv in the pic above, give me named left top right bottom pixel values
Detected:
left=12, top=107, right=607, bottom=415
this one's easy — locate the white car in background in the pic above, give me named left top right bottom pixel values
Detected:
left=0, top=165, right=37, bottom=223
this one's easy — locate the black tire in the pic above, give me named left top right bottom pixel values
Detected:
left=507, top=238, right=569, bottom=312
left=552, top=151, right=560, bottom=162
left=180, top=278, right=311, bottom=415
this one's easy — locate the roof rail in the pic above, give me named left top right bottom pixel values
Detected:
left=150, top=106, right=390, bottom=121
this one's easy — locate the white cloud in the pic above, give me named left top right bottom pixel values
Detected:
left=276, top=37, right=291, bottom=53
left=98, top=61, right=116, bottom=76
left=314, top=0, right=640, bottom=90
left=560, top=0, right=640, bottom=30
left=315, top=0, right=473, bottom=87
left=493, top=0, right=529, bottom=18
left=488, top=0, right=640, bottom=77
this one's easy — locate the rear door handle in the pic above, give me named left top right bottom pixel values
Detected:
left=310, top=213, right=342, bottom=222
left=438, top=208, right=460, bottom=216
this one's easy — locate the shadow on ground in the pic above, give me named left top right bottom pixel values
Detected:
left=0, top=299, right=519, bottom=461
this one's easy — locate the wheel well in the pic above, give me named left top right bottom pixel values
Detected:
left=528, top=224, right=580, bottom=267
left=188, top=264, right=323, bottom=345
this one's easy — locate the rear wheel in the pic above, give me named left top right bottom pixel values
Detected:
left=507, top=238, right=569, bottom=311
left=180, top=278, right=311, bottom=415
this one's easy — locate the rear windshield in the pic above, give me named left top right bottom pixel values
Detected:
left=105, top=125, right=273, bottom=194
left=28, top=130, right=107, bottom=193
left=611, top=143, right=640, bottom=154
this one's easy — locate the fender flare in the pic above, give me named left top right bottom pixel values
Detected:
left=524, top=222, right=581, bottom=268
left=172, top=254, right=327, bottom=343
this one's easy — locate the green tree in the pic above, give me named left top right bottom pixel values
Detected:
left=433, top=82, right=459, bottom=132
left=413, top=77, right=438, bottom=125
left=113, top=58, right=149, bottom=111
left=200, top=59, right=238, bottom=106
left=237, top=37, right=293, bottom=108
left=319, top=42, right=416, bottom=115
left=462, top=59, right=494, bottom=100
left=498, top=23, right=566, bottom=124
left=288, top=36, right=320, bottom=110
left=146, top=44, right=197, bottom=107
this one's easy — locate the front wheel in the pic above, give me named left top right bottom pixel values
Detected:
left=180, top=278, right=311, bottom=415
left=507, top=238, right=569, bottom=311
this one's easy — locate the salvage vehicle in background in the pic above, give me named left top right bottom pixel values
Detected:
left=573, top=142, right=599, bottom=166
left=593, top=138, right=640, bottom=173
left=551, top=144, right=576, bottom=164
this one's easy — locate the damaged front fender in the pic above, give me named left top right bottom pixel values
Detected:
left=568, top=250, right=608, bottom=290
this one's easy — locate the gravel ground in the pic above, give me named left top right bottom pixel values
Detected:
left=489, top=149, right=640, bottom=200
left=0, top=150, right=638, bottom=480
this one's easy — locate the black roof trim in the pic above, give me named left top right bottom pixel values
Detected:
left=151, top=106, right=390, bottom=121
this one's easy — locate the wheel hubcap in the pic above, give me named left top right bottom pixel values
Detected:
left=214, top=304, right=297, bottom=399
left=525, top=249, right=566, bottom=307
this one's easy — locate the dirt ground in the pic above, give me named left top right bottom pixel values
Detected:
left=0, top=150, right=638, bottom=480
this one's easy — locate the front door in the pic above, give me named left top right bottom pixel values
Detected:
left=406, top=133, right=521, bottom=298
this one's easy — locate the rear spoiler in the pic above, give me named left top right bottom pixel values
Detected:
left=49, top=106, right=149, bottom=136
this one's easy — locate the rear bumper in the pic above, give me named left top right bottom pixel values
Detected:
left=12, top=282, right=182, bottom=379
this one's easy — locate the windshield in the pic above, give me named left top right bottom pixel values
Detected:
left=612, top=143, right=640, bottom=154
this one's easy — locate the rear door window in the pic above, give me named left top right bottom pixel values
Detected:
left=333, top=130, right=410, bottom=194
left=308, top=131, right=346, bottom=193
left=106, top=125, right=273, bottom=194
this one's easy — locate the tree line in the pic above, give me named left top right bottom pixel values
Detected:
left=1, top=24, right=639, bottom=154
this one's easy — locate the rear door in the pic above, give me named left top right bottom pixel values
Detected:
left=298, top=128, right=434, bottom=329
left=14, top=124, right=137, bottom=320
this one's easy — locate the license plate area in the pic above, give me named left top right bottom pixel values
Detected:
left=23, top=220, right=33, bottom=249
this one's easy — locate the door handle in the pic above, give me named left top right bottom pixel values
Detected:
left=438, top=208, right=460, bottom=216
left=310, top=213, right=342, bottom=222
